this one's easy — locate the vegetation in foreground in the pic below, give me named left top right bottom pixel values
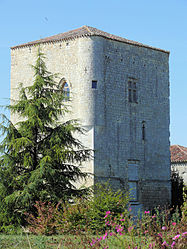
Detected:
left=0, top=198, right=186, bottom=249
left=0, top=48, right=92, bottom=230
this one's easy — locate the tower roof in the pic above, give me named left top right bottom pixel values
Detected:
left=170, top=145, right=187, bottom=162
left=11, top=25, right=169, bottom=53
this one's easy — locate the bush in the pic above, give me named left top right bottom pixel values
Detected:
left=25, top=182, right=130, bottom=235
left=87, top=182, right=130, bottom=233
left=25, top=201, right=61, bottom=235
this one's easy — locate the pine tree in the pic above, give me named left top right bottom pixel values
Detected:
left=0, top=49, right=92, bottom=227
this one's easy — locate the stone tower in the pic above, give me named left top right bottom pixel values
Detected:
left=11, top=26, right=171, bottom=211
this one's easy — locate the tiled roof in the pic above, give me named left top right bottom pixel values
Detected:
left=170, top=145, right=187, bottom=162
left=11, top=25, right=169, bottom=53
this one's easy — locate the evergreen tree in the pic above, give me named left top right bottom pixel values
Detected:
left=0, top=49, right=92, bottom=228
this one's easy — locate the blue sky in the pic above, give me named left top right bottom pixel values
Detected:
left=0, top=0, right=187, bottom=146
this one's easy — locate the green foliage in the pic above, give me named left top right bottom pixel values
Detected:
left=24, top=183, right=130, bottom=235
left=59, top=197, right=90, bottom=233
left=25, top=201, right=61, bottom=235
left=0, top=48, right=92, bottom=229
left=181, top=185, right=187, bottom=223
left=87, top=182, right=130, bottom=232
left=171, top=169, right=185, bottom=213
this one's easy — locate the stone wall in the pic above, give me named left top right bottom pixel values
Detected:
left=11, top=35, right=171, bottom=209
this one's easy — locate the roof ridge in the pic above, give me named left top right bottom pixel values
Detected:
left=177, top=145, right=187, bottom=156
left=11, top=26, right=170, bottom=54
left=83, top=25, right=93, bottom=35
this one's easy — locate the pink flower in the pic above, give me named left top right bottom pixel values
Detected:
left=162, top=241, right=169, bottom=246
left=104, top=211, right=111, bottom=218
left=90, top=239, right=96, bottom=246
left=117, top=227, right=123, bottom=233
left=120, top=218, right=125, bottom=221
left=173, top=234, right=180, bottom=240
left=162, top=226, right=167, bottom=230
left=171, top=241, right=175, bottom=248
left=129, top=207, right=132, bottom=211
left=152, top=215, right=156, bottom=218
left=103, top=232, right=108, bottom=240
left=98, top=236, right=102, bottom=241
left=145, top=211, right=150, bottom=214
left=144, top=230, right=148, bottom=234
left=158, top=233, right=162, bottom=238
left=172, top=222, right=176, bottom=226
left=109, top=232, right=113, bottom=236
left=182, top=231, right=187, bottom=236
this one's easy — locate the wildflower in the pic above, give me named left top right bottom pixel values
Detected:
left=129, top=207, right=132, bottom=211
left=144, top=230, right=148, bottom=234
left=109, top=232, right=113, bottom=236
left=162, top=226, right=167, bottom=230
left=158, top=233, right=162, bottom=238
left=117, top=227, right=123, bottom=233
left=171, top=241, right=175, bottom=248
left=104, top=211, right=111, bottom=218
left=145, top=211, right=150, bottom=214
left=120, top=218, right=125, bottom=221
left=152, top=215, right=156, bottom=218
left=173, top=234, right=180, bottom=240
left=103, top=232, right=108, bottom=240
left=90, top=239, right=96, bottom=246
left=162, top=241, right=169, bottom=246
left=172, top=222, right=176, bottom=226
left=182, top=231, right=187, bottom=236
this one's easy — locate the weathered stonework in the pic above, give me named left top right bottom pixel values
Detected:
left=10, top=26, right=171, bottom=210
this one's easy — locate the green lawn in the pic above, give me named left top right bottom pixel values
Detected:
left=0, top=234, right=100, bottom=249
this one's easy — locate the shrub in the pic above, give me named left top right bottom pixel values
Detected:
left=58, top=197, right=90, bottom=234
left=25, top=201, right=61, bottom=235
left=87, top=182, right=130, bottom=233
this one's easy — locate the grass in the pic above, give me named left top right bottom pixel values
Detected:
left=0, top=234, right=100, bottom=249
left=0, top=234, right=152, bottom=249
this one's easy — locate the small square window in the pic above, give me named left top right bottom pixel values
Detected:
left=92, top=80, right=97, bottom=89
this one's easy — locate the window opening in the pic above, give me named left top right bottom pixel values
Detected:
left=92, top=80, right=97, bottom=89
left=128, top=79, right=137, bottom=103
left=129, top=181, right=138, bottom=202
left=59, top=79, right=70, bottom=101
left=142, top=121, right=145, bottom=141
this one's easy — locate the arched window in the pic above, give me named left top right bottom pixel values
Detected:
left=59, top=79, right=70, bottom=101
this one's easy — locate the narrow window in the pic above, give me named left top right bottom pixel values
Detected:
left=142, top=121, right=145, bottom=141
left=92, top=80, right=97, bottom=89
left=128, top=78, right=137, bottom=103
left=63, top=82, right=70, bottom=100
left=128, top=161, right=139, bottom=202
left=129, top=181, right=138, bottom=202
left=59, top=78, right=70, bottom=101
